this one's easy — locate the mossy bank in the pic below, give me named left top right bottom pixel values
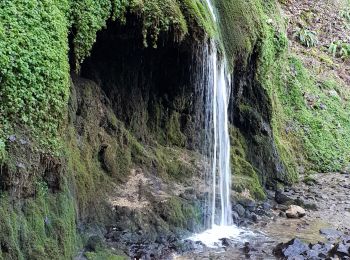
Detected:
left=1, top=0, right=349, bottom=258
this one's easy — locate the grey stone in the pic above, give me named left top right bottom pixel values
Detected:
left=234, top=204, right=245, bottom=217
left=319, top=228, right=343, bottom=239
left=8, top=135, right=16, bottom=142
left=283, top=239, right=309, bottom=257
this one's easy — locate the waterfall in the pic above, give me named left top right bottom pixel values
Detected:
left=203, top=0, right=233, bottom=227
left=189, top=0, right=246, bottom=247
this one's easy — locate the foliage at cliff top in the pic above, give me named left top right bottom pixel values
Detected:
left=71, top=0, right=215, bottom=69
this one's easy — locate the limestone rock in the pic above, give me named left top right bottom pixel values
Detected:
left=286, top=205, right=306, bottom=218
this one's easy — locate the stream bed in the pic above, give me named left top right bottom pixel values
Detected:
left=175, top=172, right=350, bottom=259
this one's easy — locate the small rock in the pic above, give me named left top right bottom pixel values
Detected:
left=311, top=242, right=333, bottom=257
left=286, top=205, right=306, bottom=218
left=16, top=162, right=26, bottom=169
left=8, top=135, right=16, bottom=142
left=320, top=228, right=343, bottom=239
left=242, top=242, right=256, bottom=254
left=274, top=239, right=309, bottom=258
left=19, top=138, right=28, bottom=145
left=251, top=213, right=259, bottom=223
left=336, top=242, right=350, bottom=255
left=238, top=198, right=256, bottom=209
left=245, top=210, right=252, bottom=219
left=306, top=249, right=319, bottom=258
left=219, top=238, right=233, bottom=247
left=328, top=90, right=339, bottom=97
left=262, top=202, right=271, bottom=210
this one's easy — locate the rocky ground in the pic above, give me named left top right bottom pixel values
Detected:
left=177, top=172, right=350, bottom=259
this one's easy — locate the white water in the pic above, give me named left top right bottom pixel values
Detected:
left=189, top=225, right=241, bottom=248
left=210, top=45, right=232, bottom=227
left=190, top=0, right=240, bottom=247
left=205, top=0, right=232, bottom=228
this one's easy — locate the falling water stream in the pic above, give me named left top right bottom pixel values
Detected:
left=188, top=0, right=243, bottom=247
left=205, top=0, right=232, bottom=228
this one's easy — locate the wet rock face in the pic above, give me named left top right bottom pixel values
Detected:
left=230, top=53, right=288, bottom=186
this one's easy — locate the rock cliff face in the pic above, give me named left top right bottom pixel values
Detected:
left=2, top=0, right=349, bottom=258
left=64, top=2, right=289, bottom=256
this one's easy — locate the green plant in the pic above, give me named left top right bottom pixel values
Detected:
left=0, top=0, right=70, bottom=150
left=340, top=8, right=350, bottom=23
left=294, top=28, right=318, bottom=47
left=0, top=139, right=6, bottom=163
left=328, top=40, right=350, bottom=59
left=329, top=41, right=340, bottom=57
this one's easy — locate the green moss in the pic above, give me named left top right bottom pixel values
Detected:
left=254, top=3, right=300, bottom=182
left=160, top=197, right=200, bottom=230
left=282, top=57, right=350, bottom=171
left=70, top=0, right=112, bottom=69
left=166, top=112, right=186, bottom=147
left=229, top=127, right=266, bottom=200
left=153, top=146, right=197, bottom=182
left=256, top=1, right=350, bottom=174
left=0, top=182, right=78, bottom=260
left=0, top=139, right=6, bottom=164
left=85, top=249, right=126, bottom=260
left=0, top=0, right=70, bottom=149
left=214, top=0, right=266, bottom=68
left=71, top=0, right=216, bottom=69
left=181, top=0, right=216, bottom=37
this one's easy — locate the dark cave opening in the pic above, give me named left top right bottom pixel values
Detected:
left=78, top=15, right=204, bottom=148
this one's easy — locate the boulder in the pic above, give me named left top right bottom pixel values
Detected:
left=273, top=238, right=309, bottom=258
left=238, top=198, right=256, bottom=209
left=232, top=210, right=240, bottom=222
left=275, top=190, right=295, bottom=205
left=234, top=204, right=246, bottom=217
left=286, top=205, right=306, bottom=218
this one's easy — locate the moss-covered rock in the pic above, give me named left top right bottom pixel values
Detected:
left=156, top=196, right=201, bottom=232
left=0, top=183, right=77, bottom=260
left=230, top=127, right=266, bottom=200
